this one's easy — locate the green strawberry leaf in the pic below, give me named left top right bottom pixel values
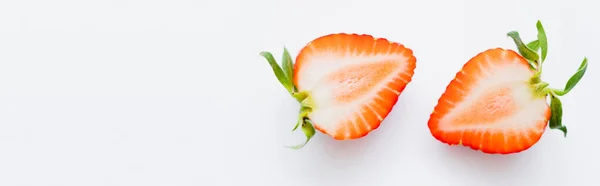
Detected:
left=260, top=51, right=293, bottom=94
left=536, top=20, right=548, bottom=62
left=549, top=95, right=567, bottom=137
left=281, top=47, right=295, bottom=91
left=286, top=118, right=316, bottom=149
left=507, top=31, right=540, bottom=68
left=553, top=57, right=588, bottom=96
left=527, top=40, right=540, bottom=52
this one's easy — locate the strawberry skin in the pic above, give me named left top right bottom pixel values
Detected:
left=428, top=20, right=588, bottom=154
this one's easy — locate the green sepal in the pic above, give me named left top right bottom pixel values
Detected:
left=553, top=57, right=588, bottom=96
left=525, top=39, right=540, bottom=69
left=549, top=94, right=567, bottom=137
left=281, top=47, right=295, bottom=92
left=291, top=117, right=301, bottom=131
left=260, top=51, right=293, bottom=94
left=286, top=118, right=316, bottom=149
left=292, top=106, right=312, bottom=131
left=527, top=40, right=540, bottom=52
left=536, top=20, right=549, bottom=62
left=507, top=31, right=540, bottom=68
left=292, top=92, right=308, bottom=102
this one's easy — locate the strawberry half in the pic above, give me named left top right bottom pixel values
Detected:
left=260, top=33, right=417, bottom=148
left=428, top=21, right=589, bottom=154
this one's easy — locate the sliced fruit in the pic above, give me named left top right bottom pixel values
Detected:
left=261, top=33, right=417, bottom=148
left=428, top=48, right=551, bottom=154
left=428, top=20, right=589, bottom=154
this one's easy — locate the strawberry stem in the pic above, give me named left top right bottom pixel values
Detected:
left=508, top=20, right=588, bottom=137
left=534, top=82, right=549, bottom=95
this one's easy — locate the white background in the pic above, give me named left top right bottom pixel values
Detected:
left=0, top=0, right=598, bottom=185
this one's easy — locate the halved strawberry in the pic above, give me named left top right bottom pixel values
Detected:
left=261, top=33, right=416, bottom=148
left=428, top=20, right=588, bottom=154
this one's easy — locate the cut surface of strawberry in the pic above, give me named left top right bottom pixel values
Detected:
left=428, top=21, right=588, bottom=154
left=261, top=33, right=416, bottom=148
left=429, top=48, right=551, bottom=153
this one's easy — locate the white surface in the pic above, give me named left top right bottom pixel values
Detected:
left=0, top=0, right=598, bottom=185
